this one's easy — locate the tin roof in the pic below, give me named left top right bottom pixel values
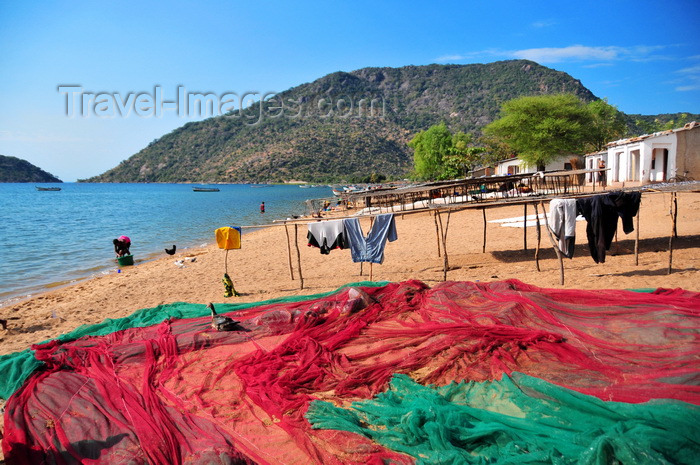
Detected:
left=606, top=121, right=698, bottom=148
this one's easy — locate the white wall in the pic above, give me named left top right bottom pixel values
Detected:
left=496, top=159, right=525, bottom=176
left=607, top=132, right=676, bottom=183
left=584, top=154, right=607, bottom=183
left=496, top=157, right=571, bottom=176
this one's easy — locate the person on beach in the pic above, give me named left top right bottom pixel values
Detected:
left=113, top=235, right=131, bottom=257
left=260, top=202, right=265, bottom=213
left=598, top=159, right=607, bottom=187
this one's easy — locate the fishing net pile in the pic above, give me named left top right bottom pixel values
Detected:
left=1, top=280, right=699, bottom=464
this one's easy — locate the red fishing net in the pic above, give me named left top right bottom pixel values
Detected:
left=2, top=280, right=699, bottom=464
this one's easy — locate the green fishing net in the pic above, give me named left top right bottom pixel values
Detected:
left=307, top=373, right=700, bottom=465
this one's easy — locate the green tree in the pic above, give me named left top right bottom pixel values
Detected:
left=586, top=99, right=627, bottom=152
left=442, top=132, right=486, bottom=179
left=409, top=122, right=453, bottom=180
left=636, top=113, right=690, bottom=134
left=483, top=94, right=593, bottom=171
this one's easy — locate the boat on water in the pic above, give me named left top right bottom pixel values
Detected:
left=192, top=187, right=220, bottom=192
left=332, top=185, right=365, bottom=196
left=36, top=186, right=61, bottom=191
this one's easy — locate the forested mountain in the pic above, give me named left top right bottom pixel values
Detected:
left=85, top=60, right=694, bottom=183
left=0, top=155, right=62, bottom=183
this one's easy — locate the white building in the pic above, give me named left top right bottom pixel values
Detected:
left=495, top=156, right=575, bottom=176
left=603, top=122, right=699, bottom=184
left=583, top=151, right=607, bottom=184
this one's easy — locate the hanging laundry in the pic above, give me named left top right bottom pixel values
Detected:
left=343, top=214, right=398, bottom=264
left=548, top=199, right=577, bottom=259
left=215, top=226, right=242, bottom=249
left=576, top=192, right=641, bottom=264
left=608, top=191, right=642, bottom=234
left=307, top=220, right=346, bottom=254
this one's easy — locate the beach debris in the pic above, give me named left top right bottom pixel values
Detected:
left=340, top=288, right=374, bottom=314
left=165, top=245, right=177, bottom=255
left=174, top=257, right=197, bottom=268
left=222, top=273, right=240, bottom=297
left=207, top=302, right=240, bottom=331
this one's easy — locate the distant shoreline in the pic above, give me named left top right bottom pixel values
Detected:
left=0, top=183, right=332, bottom=307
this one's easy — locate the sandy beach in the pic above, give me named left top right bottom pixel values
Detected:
left=0, top=190, right=699, bottom=463
left=1, top=190, right=698, bottom=358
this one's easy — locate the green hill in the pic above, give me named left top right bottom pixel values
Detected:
left=84, top=60, right=695, bottom=183
left=0, top=155, right=62, bottom=183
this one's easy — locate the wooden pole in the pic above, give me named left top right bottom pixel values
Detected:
left=540, top=200, right=565, bottom=285
left=368, top=216, right=376, bottom=277
left=436, top=209, right=452, bottom=281
left=482, top=207, right=487, bottom=253
left=294, top=224, right=304, bottom=289
left=284, top=224, right=295, bottom=280
left=523, top=203, right=528, bottom=251
left=433, top=210, right=441, bottom=257
left=634, top=202, right=640, bottom=266
left=445, top=209, right=452, bottom=280
left=592, top=170, right=596, bottom=192
left=673, top=191, right=678, bottom=238
left=533, top=202, right=541, bottom=272
left=668, top=192, right=677, bottom=274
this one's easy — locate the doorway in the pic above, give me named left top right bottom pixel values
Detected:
left=629, top=150, right=640, bottom=181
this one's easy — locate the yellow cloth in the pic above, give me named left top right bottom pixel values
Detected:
left=215, top=226, right=242, bottom=249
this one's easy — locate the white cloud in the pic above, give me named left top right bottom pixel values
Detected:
left=435, top=44, right=670, bottom=64
left=435, top=54, right=469, bottom=62
left=582, top=63, right=615, bottom=69
left=677, top=64, right=700, bottom=74
left=513, top=45, right=621, bottom=63
left=676, top=84, right=700, bottom=91
left=435, top=49, right=505, bottom=63
left=531, top=20, right=556, bottom=29
left=674, top=64, right=700, bottom=92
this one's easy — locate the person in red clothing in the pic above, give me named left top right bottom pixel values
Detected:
left=113, top=235, right=131, bottom=257
left=260, top=202, right=265, bottom=213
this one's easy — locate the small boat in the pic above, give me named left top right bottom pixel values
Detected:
left=36, top=186, right=61, bottom=191
left=193, top=187, right=220, bottom=192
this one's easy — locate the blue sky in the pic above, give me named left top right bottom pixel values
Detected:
left=1, top=0, right=698, bottom=181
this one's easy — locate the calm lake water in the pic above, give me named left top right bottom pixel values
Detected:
left=0, top=183, right=333, bottom=305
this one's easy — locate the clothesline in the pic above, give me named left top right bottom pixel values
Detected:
left=224, top=187, right=689, bottom=291
left=237, top=184, right=692, bottom=230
